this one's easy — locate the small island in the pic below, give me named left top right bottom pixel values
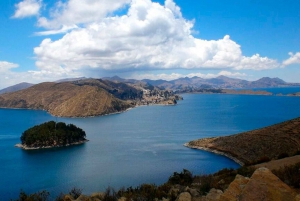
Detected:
left=15, top=121, right=88, bottom=150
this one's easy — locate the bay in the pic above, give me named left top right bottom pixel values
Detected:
left=1, top=91, right=300, bottom=200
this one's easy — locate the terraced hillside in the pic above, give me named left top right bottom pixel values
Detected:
left=186, top=117, right=300, bottom=165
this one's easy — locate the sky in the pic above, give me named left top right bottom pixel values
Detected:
left=0, top=0, right=300, bottom=88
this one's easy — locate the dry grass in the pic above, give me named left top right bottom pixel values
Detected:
left=188, top=117, right=300, bottom=165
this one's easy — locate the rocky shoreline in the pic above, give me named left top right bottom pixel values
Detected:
left=15, top=140, right=89, bottom=150
left=184, top=141, right=245, bottom=166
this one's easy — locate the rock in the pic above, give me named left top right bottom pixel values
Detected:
left=217, top=179, right=225, bottom=185
left=76, top=195, right=92, bottom=201
left=187, top=188, right=200, bottom=197
left=220, top=174, right=250, bottom=201
left=240, top=167, right=297, bottom=201
left=184, top=186, right=190, bottom=192
left=63, top=195, right=74, bottom=201
left=162, top=197, right=170, bottom=201
left=118, top=196, right=127, bottom=201
left=91, top=192, right=105, bottom=200
left=295, top=194, right=300, bottom=201
left=205, top=188, right=223, bottom=201
left=169, top=187, right=181, bottom=197
left=176, top=192, right=192, bottom=201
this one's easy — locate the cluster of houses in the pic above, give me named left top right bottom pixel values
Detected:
left=137, top=89, right=177, bottom=105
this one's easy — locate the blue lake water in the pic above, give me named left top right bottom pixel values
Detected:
left=1, top=91, right=300, bottom=200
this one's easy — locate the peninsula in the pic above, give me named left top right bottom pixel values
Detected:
left=185, top=117, right=300, bottom=165
left=0, top=78, right=181, bottom=117
left=16, top=121, right=88, bottom=150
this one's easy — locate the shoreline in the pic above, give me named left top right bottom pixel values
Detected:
left=0, top=101, right=178, bottom=118
left=15, top=140, right=89, bottom=150
left=183, top=142, right=245, bottom=166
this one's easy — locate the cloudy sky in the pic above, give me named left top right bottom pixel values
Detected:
left=0, top=0, right=300, bottom=88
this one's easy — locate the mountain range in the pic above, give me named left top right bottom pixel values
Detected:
left=1, top=76, right=299, bottom=94
left=104, top=76, right=300, bottom=91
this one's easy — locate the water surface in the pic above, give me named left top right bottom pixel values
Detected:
left=1, top=92, right=300, bottom=200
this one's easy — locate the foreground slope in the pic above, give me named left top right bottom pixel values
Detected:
left=186, top=117, right=300, bottom=165
left=0, top=81, right=131, bottom=117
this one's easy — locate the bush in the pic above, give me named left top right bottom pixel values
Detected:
left=294, top=150, right=300, bottom=155
left=237, top=166, right=255, bottom=178
left=14, top=190, right=50, bottom=201
left=277, top=153, right=289, bottom=159
left=69, top=187, right=82, bottom=199
left=168, top=169, right=193, bottom=186
left=255, top=156, right=271, bottom=164
left=272, top=162, right=300, bottom=188
left=103, top=187, right=118, bottom=201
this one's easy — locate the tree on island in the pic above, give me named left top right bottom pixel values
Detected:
left=20, top=121, right=87, bottom=148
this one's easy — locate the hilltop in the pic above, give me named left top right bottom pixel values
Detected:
left=0, top=78, right=181, bottom=117
left=186, top=117, right=300, bottom=165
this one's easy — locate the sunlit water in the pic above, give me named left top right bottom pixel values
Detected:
left=1, top=90, right=300, bottom=200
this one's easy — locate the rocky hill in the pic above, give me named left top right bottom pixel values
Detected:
left=0, top=79, right=180, bottom=117
left=186, top=117, right=300, bottom=165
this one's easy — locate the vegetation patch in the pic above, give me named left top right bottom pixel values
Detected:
left=19, top=121, right=87, bottom=149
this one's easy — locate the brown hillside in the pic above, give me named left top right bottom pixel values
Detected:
left=0, top=82, right=131, bottom=117
left=186, top=117, right=300, bottom=165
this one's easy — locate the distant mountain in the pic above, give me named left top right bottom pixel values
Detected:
left=249, top=77, right=286, bottom=88
left=103, top=76, right=298, bottom=91
left=0, top=82, right=34, bottom=95
left=55, top=77, right=87, bottom=83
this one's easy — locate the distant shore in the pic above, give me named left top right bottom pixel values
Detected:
left=184, top=141, right=245, bottom=166
left=15, top=140, right=89, bottom=150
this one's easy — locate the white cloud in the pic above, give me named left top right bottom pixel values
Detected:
left=12, top=0, right=42, bottom=19
left=129, top=71, right=247, bottom=81
left=33, top=0, right=280, bottom=75
left=238, top=54, right=279, bottom=70
left=0, top=59, right=80, bottom=89
left=34, top=25, right=79, bottom=36
left=282, top=52, right=300, bottom=66
left=0, top=61, right=19, bottom=72
left=37, top=0, right=130, bottom=29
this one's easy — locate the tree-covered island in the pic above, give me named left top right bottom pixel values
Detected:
left=15, top=121, right=88, bottom=150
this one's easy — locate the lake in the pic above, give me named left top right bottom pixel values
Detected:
left=1, top=91, right=300, bottom=200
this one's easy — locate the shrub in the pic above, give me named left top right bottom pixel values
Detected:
left=103, top=187, right=118, bottom=201
left=237, top=166, right=255, bottom=177
left=255, top=156, right=271, bottom=164
left=14, top=190, right=50, bottom=201
left=168, top=169, right=193, bottom=186
left=272, top=162, right=300, bottom=188
left=69, top=187, right=82, bottom=199
left=277, top=153, right=289, bottom=159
